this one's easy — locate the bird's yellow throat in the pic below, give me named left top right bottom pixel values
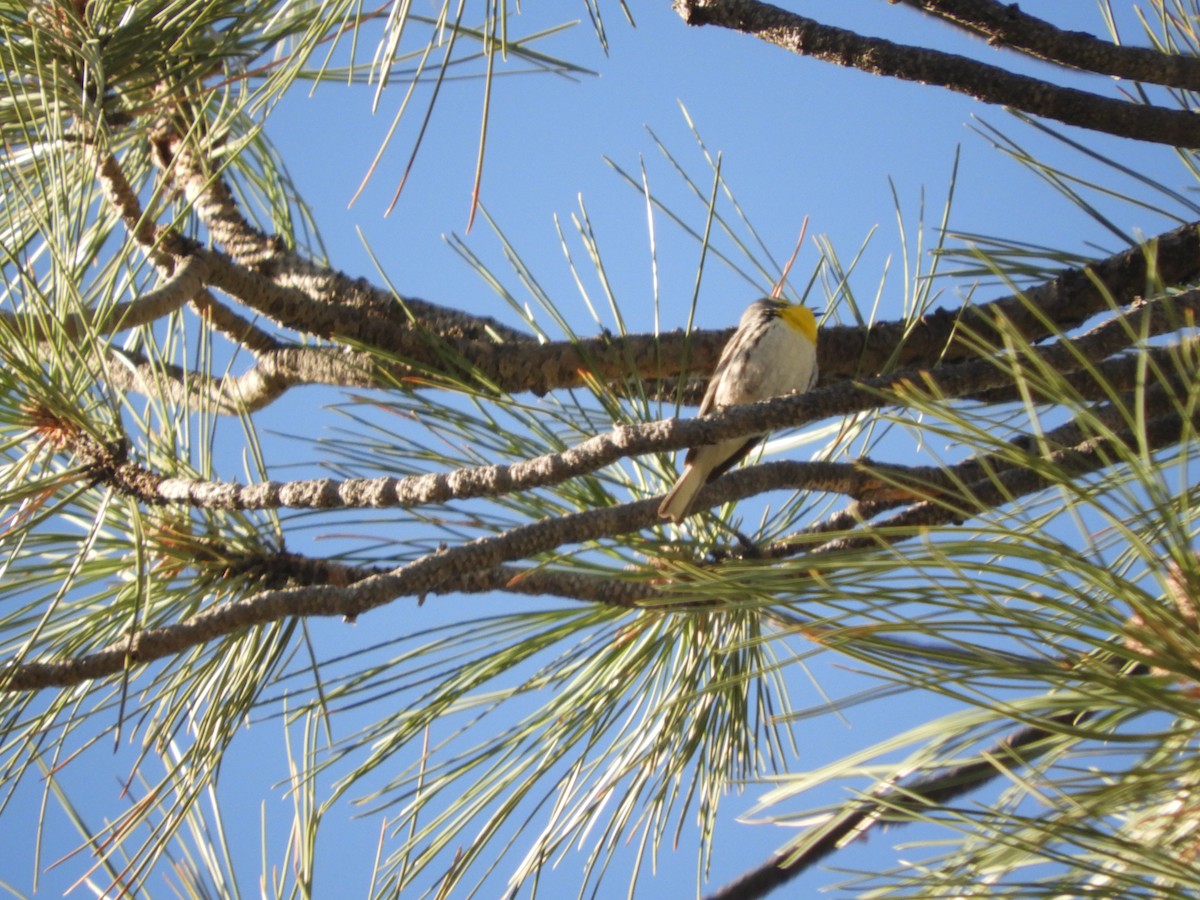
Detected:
left=779, top=304, right=818, bottom=345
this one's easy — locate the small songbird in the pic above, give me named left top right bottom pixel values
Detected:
left=658, top=298, right=819, bottom=523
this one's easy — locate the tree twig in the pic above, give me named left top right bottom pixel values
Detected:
left=703, top=709, right=1098, bottom=900
left=0, top=254, right=209, bottom=342
left=189, top=289, right=282, bottom=354
left=799, top=403, right=1194, bottom=559
left=100, top=344, right=378, bottom=414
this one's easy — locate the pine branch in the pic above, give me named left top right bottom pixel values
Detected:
left=218, top=545, right=666, bottom=608
left=99, top=344, right=378, bottom=414
left=1, top=254, right=209, bottom=342
left=94, top=151, right=180, bottom=264
left=799, top=395, right=1194, bottom=559
left=0, top=494, right=665, bottom=692
left=674, top=0, right=1200, bottom=147
left=13, top=365, right=1198, bottom=695
left=967, top=340, right=1188, bottom=405
left=163, top=131, right=532, bottom=344
left=898, top=0, right=1200, bottom=90
left=189, top=290, right=282, bottom=354
left=703, top=710, right=1097, bottom=900
left=134, top=215, right=1200, bottom=398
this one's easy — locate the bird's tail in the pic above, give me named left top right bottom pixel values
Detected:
left=657, top=464, right=708, bottom=523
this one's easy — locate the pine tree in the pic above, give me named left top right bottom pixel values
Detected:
left=2, top=2, right=1200, bottom=897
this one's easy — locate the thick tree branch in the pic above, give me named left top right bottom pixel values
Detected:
left=164, top=216, right=1200, bottom=396
left=675, top=0, right=1200, bottom=146
left=193, top=213, right=1200, bottom=400
left=897, top=0, right=1200, bottom=90
left=94, top=151, right=184, bottom=265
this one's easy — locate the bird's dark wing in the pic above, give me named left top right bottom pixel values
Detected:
left=683, top=436, right=762, bottom=479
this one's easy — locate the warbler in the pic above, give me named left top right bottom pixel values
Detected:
left=658, top=298, right=819, bottom=523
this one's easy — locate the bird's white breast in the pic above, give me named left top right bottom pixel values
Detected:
left=714, top=321, right=817, bottom=409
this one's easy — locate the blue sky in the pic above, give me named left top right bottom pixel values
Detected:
left=4, top=2, right=1196, bottom=897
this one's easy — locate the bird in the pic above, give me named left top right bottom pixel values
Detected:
left=657, top=298, right=819, bottom=523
